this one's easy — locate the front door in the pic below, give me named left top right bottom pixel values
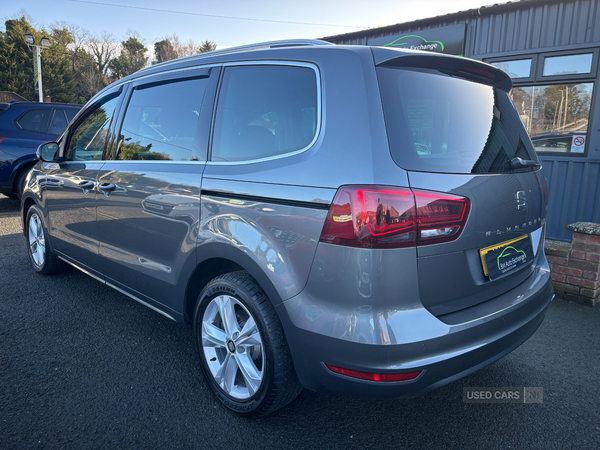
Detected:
left=43, top=91, right=121, bottom=274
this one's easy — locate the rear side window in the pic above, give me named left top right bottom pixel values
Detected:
left=16, top=109, right=50, bottom=133
left=211, top=65, right=318, bottom=162
left=377, top=67, right=538, bottom=174
left=48, top=110, right=68, bottom=135
left=117, top=77, right=207, bottom=161
left=65, top=109, right=78, bottom=122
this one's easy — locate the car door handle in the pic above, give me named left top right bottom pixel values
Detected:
left=98, top=183, right=116, bottom=192
left=78, top=181, right=94, bottom=194
left=78, top=181, right=94, bottom=189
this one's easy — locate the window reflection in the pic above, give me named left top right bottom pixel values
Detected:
left=509, top=83, right=592, bottom=152
left=116, top=77, right=207, bottom=161
left=66, top=96, right=119, bottom=161
left=212, top=65, right=318, bottom=162
left=491, top=59, right=532, bottom=79
left=543, top=54, right=593, bottom=76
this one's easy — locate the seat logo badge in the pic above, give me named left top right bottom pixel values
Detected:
left=516, top=191, right=526, bottom=211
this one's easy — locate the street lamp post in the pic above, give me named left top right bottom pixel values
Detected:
left=24, top=34, right=50, bottom=103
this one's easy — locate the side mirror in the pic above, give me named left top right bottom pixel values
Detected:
left=37, top=142, right=60, bottom=162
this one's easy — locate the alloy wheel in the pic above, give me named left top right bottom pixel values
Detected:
left=28, top=213, right=45, bottom=267
left=201, top=295, right=264, bottom=400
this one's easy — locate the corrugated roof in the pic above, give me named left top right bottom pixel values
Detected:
left=321, top=0, right=553, bottom=41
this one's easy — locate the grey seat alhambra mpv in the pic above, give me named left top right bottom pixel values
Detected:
left=22, top=39, right=553, bottom=416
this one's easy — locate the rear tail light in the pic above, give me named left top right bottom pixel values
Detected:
left=319, top=185, right=470, bottom=249
left=414, top=190, right=470, bottom=245
left=0, top=135, right=5, bottom=144
left=325, top=363, right=422, bottom=382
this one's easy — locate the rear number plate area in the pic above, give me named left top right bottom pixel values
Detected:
left=480, top=235, right=534, bottom=280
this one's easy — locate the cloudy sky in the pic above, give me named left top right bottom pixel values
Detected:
left=5, top=0, right=491, bottom=48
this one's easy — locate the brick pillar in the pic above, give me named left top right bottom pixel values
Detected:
left=547, top=222, right=600, bottom=307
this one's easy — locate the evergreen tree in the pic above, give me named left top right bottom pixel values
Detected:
left=0, top=17, right=37, bottom=101
left=109, top=36, right=148, bottom=79
left=154, top=39, right=177, bottom=64
left=198, top=40, right=217, bottom=53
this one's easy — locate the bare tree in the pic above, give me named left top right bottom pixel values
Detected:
left=88, top=31, right=117, bottom=75
left=79, top=68, right=106, bottom=99
left=50, top=21, right=87, bottom=50
left=151, top=34, right=217, bottom=63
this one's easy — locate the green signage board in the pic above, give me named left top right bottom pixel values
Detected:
left=368, top=24, right=467, bottom=56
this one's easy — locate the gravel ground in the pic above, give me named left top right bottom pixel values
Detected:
left=1, top=194, right=599, bottom=449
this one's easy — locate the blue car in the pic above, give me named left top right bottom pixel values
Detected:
left=0, top=101, right=81, bottom=198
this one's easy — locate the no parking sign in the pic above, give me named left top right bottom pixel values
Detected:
left=571, top=135, right=585, bottom=153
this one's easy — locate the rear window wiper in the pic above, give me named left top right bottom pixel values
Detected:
left=507, top=157, right=540, bottom=171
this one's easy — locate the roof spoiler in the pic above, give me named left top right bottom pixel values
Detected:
left=372, top=48, right=512, bottom=92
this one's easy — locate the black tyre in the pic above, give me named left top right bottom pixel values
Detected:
left=193, top=271, right=302, bottom=416
left=25, top=205, right=67, bottom=275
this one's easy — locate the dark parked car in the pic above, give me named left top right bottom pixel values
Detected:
left=0, top=101, right=81, bottom=198
left=21, top=40, right=553, bottom=416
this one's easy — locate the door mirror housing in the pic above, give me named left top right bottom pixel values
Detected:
left=37, top=142, right=60, bottom=162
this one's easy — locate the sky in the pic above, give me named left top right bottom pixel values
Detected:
left=4, top=0, right=490, bottom=49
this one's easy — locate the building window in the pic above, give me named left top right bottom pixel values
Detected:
left=509, top=83, right=592, bottom=153
left=487, top=49, right=597, bottom=156
left=491, top=59, right=532, bottom=79
left=542, top=53, right=593, bottom=77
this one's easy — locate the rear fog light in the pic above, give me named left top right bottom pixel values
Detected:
left=325, top=364, right=422, bottom=382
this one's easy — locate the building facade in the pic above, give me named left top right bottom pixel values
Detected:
left=323, top=0, right=600, bottom=241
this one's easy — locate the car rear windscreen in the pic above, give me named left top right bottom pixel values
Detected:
left=377, top=67, right=539, bottom=174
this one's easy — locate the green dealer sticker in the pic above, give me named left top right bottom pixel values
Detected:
left=480, top=235, right=534, bottom=280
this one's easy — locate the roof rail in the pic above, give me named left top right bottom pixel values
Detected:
left=140, top=39, right=334, bottom=73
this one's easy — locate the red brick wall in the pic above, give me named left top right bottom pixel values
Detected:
left=550, top=232, right=600, bottom=306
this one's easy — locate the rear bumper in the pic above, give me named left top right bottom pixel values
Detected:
left=277, top=244, right=553, bottom=398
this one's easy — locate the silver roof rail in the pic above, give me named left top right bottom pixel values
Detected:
left=140, top=39, right=334, bottom=72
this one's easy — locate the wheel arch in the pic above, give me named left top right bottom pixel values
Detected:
left=184, top=243, right=286, bottom=328
left=21, top=196, right=36, bottom=233
left=11, top=157, right=38, bottom=194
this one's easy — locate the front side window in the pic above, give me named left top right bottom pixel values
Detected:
left=16, top=109, right=50, bottom=133
left=65, top=95, right=119, bottom=161
left=116, top=77, right=207, bottom=161
left=509, top=83, right=592, bottom=153
left=211, top=65, right=318, bottom=162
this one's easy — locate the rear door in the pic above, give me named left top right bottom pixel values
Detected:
left=94, top=67, right=217, bottom=312
left=375, top=54, right=546, bottom=316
